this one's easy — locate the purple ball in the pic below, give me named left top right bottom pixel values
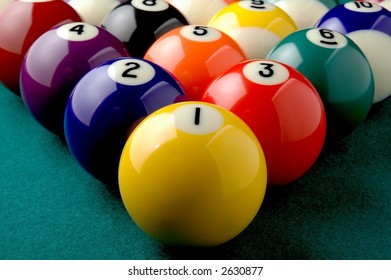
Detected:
left=20, top=22, right=130, bottom=136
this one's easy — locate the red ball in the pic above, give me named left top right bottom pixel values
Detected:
left=0, top=0, right=82, bottom=94
left=144, top=25, right=247, bottom=101
left=202, top=59, right=327, bottom=186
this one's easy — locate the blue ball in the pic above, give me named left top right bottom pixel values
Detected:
left=64, top=57, right=187, bottom=186
left=316, top=1, right=391, bottom=103
left=316, top=1, right=391, bottom=35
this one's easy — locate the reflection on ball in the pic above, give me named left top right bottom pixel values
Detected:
left=119, top=101, right=267, bottom=246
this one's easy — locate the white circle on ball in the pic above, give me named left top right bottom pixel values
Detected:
left=131, top=0, right=169, bottom=12
left=243, top=60, right=289, bottom=86
left=306, top=28, right=348, bottom=49
left=57, top=23, right=99, bottom=41
left=344, top=1, right=382, bottom=13
left=180, top=25, right=222, bottom=42
left=239, top=0, right=276, bottom=12
left=174, top=103, right=224, bottom=135
left=107, top=58, right=156, bottom=86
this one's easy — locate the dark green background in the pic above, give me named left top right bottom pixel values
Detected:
left=1, top=83, right=390, bottom=260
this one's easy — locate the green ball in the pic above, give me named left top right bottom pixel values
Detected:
left=267, top=27, right=374, bottom=142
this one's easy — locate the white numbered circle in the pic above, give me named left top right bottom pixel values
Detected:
left=344, top=1, right=382, bottom=13
left=239, top=0, right=275, bottom=12
left=243, top=60, right=289, bottom=86
left=173, top=103, right=224, bottom=135
left=306, top=28, right=348, bottom=49
left=131, top=0, right=169, bottom=12
left=57, top=23, right=99, bottom=41
left=180, top=25, right=222, bottom=42
left=107, top=58, right=155, bottom=86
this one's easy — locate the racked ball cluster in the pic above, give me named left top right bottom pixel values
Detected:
left=1, top=0, right=390, bottom=247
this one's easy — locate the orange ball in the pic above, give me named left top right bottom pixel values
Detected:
left=144, top=25, right=247, bottom=101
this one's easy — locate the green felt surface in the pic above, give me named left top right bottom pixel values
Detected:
left=0, top=83, right=390, bottom=260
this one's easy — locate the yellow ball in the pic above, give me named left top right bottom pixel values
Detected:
left=208, top=1, right=297, bottom=59
left=118, top=102, right=267, bottom=247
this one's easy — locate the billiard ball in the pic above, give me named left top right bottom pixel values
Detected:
left=267, top=27, right=374, bottom=142
left=118, top=101, right=267, bottom=246
left=144, top=25, right=247, bottom=101
left=64, top=57, right=186, bottom=186
left=0, top=0, right=83, bottom=94
left=201, top=59, right=326, bottom=186
left=207, top=0, right=297, bottom=59
left=164, top=0, right=238, bottom=25
left=100, top=0, right=189, bottom=57
left=357, top=0, right=391, bottom=10
left=266, top=0, right=338, bottom=29
left=67, top=0, right=126, bottom=25
left=20, top=22, right=130, bottom=136
left=316, top=2, right=391, bottom=103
